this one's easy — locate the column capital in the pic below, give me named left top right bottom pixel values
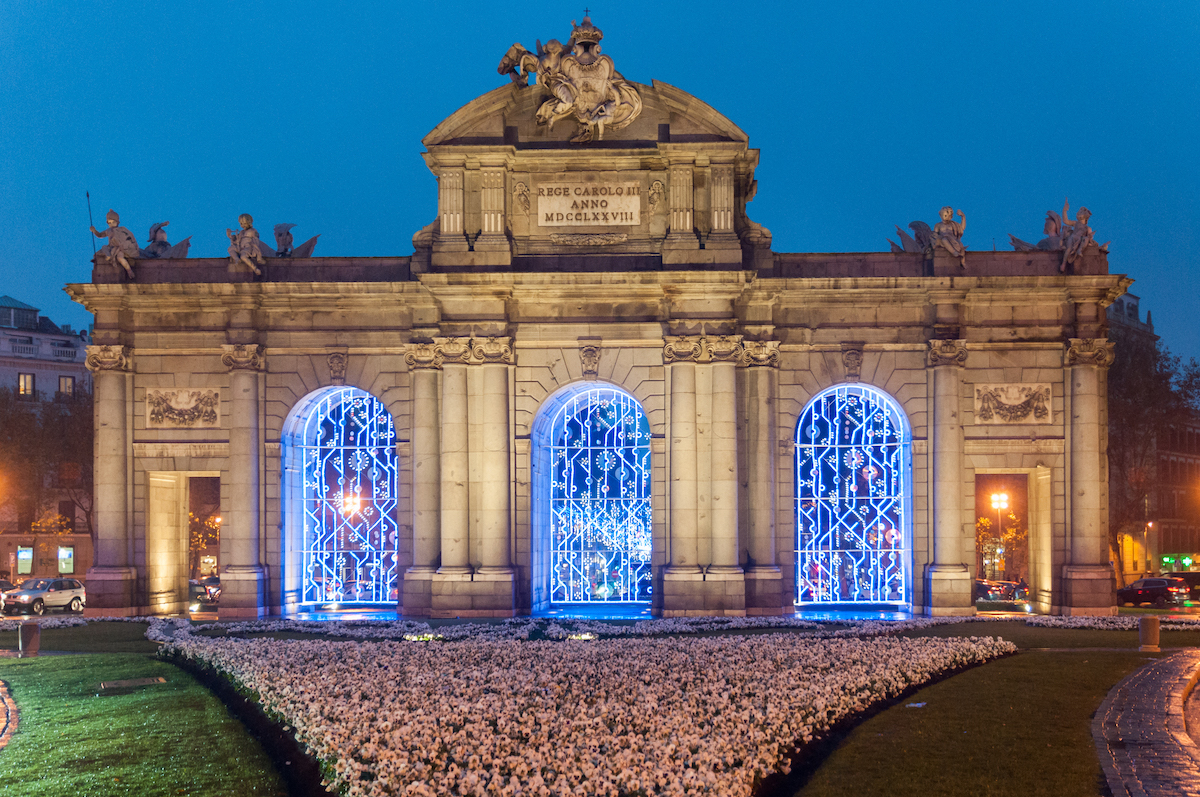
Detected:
left=927, top=339, right=968, bottom=368
left=664, top=335, right=703, bottom=364
left=470, top=336, right=514, bottom=365
left=664, top=334, right=746, bottom=364
left=1065, top=338, right=1115, bottom=368
left=405, top=342, right=443, bottom=370
left=432, top=336, right=472, bottom=365
left=221, top=344, right=265, bottom=371
left=85, top=344, right=132, bottom=373
left=741, top=340, right=780, bottom=368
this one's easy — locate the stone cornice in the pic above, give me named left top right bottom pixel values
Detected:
left=1065, top=338, right=1115, bottom=368
left=220, top=344, right=266, bottom=372
left=85, top=345, right=132, bottom=373
left=927, top=339, right=968, bottom=368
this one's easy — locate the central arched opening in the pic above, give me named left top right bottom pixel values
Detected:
left=531, top=383, right=652, bottom=614
left=281, top=386, right=399, bottom=610
left=795, top=383, right=913, bottom=609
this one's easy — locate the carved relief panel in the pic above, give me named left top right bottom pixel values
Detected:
left=973, top=383, right=1052, bottom=425
left=146, top=390, right=220, bottom=429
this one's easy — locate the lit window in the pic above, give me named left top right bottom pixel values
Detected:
left=17, top=373, right=34, bottom=397
left=59, top=375, right=74, bottom=396
left=16, top=546, right=32, bottom=575
left=58, top=546, right=74, bottom=574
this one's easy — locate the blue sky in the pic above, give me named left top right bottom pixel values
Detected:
left=2, top=1, right=1197, bottom=358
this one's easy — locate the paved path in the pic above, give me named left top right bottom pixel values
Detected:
left=1094, top=650, right=1200, bottom=796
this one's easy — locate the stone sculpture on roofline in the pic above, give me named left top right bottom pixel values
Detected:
left=227, top=213, right=267, bottom=276
left=887, top=206, right=967, bottom=268
left=1009, top=198, right=1109, bottom=272
left=497, top=15, right=643, bottom=143
left=140, top=221, right=191, bottom=259
left=257, top=223, right=321, bottom=258
left=89, top=209, right=139, bottom=279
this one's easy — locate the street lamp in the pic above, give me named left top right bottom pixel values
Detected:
left=991, top=493, right=1009, bottom=580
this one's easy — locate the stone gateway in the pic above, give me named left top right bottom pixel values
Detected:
left=69, top=17, right=1124, bottom=619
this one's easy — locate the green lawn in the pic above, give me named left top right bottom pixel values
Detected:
left=0, top=620, right=159, bottom=654
left=904, top=619, right=1200, bottom=649
left=0, top=653, right=286, bottom=797
left=792, top=651, right=1151, bottom=797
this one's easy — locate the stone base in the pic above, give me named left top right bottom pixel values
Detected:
left=430, top=569, right=516, bottom=618
left=660, top=567, right=747, bottom=617
left=1061, top=564, right=1117, bottom=616
left=401, top=568, right=434, bottom=617
left=923, top=563, right=975, bottom=616
left=745, top=566, right=789, bottom=615
left=218, top=565, right=267, bottom=620
left=83, top=566, right=137, bottom=611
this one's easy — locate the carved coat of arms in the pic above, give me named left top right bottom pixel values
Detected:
left=498, top=16, right=642, bottom=143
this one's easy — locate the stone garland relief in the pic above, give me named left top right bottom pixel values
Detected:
left=146, top=390, right=220, bottom=429
left=974, top=384, right=1052, bottom=425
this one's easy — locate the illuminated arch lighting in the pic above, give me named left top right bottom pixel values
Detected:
left=536, top=384, right=653, bottom=606
left=795, top=383, right=913, bottom=607
left=284, top=386, right=398, bottom=606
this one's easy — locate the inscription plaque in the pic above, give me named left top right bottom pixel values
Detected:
left=537, top=183, right=641, bottom=226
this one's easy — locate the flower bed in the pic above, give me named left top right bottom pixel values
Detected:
left=160, top=626, right=1014, bottom=796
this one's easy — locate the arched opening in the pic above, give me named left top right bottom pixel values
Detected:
left=281, top=386, right=398, bottom=609
left=795, top=384, right=912, bottom=608
left=531, top=383, right=652, bottom=613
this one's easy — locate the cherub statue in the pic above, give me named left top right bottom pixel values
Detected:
left=90, top=209, right=139, bottom=278
left=140, top=221, right=191, bottom=259
left=226, top=213, right=266, bottom=275
left=930, top=206, right=967, bottom=268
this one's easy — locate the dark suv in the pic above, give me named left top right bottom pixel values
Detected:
left=1116, top=577, right=1189, bottom=608
left=1166, top=572, right=1200, bottom=601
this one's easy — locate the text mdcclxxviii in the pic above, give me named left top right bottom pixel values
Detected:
left=795, top=385, right=912, bottom=606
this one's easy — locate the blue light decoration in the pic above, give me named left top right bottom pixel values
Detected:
left=296, top=387, right=398, bottom=604
left=549, top=387, right=652, bottom=603
left=795, top=384, right=911, bottom=605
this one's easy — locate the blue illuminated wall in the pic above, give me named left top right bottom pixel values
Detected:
left=795, top=384, right=912, bottom=606
left=282, top=387, right=399, bottom=605
left=533, top=384, right=653, bottom=607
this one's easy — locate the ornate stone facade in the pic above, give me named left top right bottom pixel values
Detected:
left=67, top=26, right=1124, bottom=619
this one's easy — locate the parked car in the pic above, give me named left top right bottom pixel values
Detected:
left=188, top=575, right=221, bottom=605
left=1166, top=572, right=1200, bottom=601
left=0, top=579, right=15, bottom=613
left=1116, top=577, right=1189, bottom=608
left=3, top=578, right=87, bottom=615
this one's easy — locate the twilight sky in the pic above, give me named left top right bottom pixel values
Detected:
left=2, top=2, right=1197, bottom=359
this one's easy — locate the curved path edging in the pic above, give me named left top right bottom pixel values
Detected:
left=0, top=680, right=18, bottom=751
left=1093, top=650, right=1200, bottom=796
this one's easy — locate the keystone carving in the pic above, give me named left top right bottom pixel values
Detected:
left=327, top=352, right=347, bottom=385
left=220, top=344, right=266, bottom=371
left=927, top=339, right=968, bottom=367
left=85, top=344, right=132, bottom=373
left=841, top=344, right=864, bottom=381
left=1065, top=338, right=1115, bottom=368
left=579, top=340, right=602, bottom=379
left=741, top=341, right=780, bottom=368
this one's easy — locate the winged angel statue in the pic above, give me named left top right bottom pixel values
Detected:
left=497, top=16, right=642, bottom=144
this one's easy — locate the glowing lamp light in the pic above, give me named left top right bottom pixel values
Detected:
left=342, top=494, right=361, bottom=515
left=1184, top=557, right=1194, bottom=568
left=990, top=493, right=1009, bottom=511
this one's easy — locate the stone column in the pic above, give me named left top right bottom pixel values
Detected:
left=436, top=338, right=472, bottom=575
left=662, top=164, right=699, bottom=263
left=742, top=341, right=783, bottom=614
left=475, top=169, right=507, bottom=250
left=662, top=336, right=704, bottom=614
left=924, top=340, right=973, bottom=616
left=402, top=344, right=442, bottom=615
left=1063, top=338, right=1118, bottom=615
left=85, top=345, right=136, bottom=612
left=705, top=163, right=742, bottom=264
left=706, top=336, right=742, bottom=572
left=473, top=337, right=514, bottom=576
left=220, top=344, right=266, bottom=619
left=434, top=168, right=466, bottom=252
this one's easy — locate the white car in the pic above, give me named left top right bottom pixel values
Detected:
left=3, top=578, right=87, bottom=615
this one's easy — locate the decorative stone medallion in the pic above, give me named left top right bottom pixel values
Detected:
left=974, top=383, right=1052, bottom=425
